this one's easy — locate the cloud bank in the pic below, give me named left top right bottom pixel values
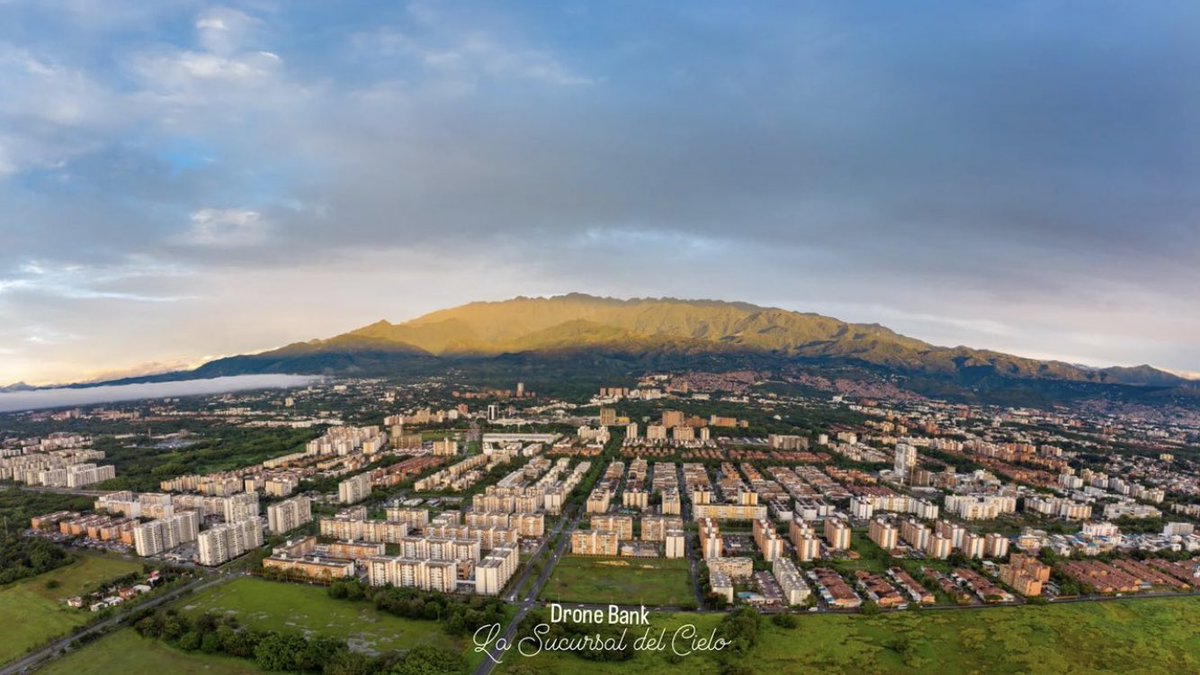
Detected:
left=0, top=1, right=1196, bottom=384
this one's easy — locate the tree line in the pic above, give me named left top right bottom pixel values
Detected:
left=130, top=607, right=467, bottom=674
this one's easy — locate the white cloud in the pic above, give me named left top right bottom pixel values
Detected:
left=195, top=6, right=261, bottom=55
left=184, top=208, right=270, bottom=246
left=0, top=259, right=195, bottom=302
left=357, top=26, right=591, bottom=86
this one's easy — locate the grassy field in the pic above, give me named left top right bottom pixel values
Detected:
left=539, top=556, right=694, bottom=607
left=501, top=598, right=1200, bottom=674
left=41, top=629, right=256, bottom=675
left=0, top=553, right=143, bottom=665
left=178, top=577, right=463, bottom=656
left=498, top=612, right=726, bottom=675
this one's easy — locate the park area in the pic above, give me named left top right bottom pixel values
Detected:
left=0, top=553, right=142, bottom=664
left=539, top=556, right=695, bottom=607
left=177, top=577, right=464, bottom=656
left=501, top=597, right=1200, bottom=674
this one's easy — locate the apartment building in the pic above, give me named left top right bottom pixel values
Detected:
left=900, top=519, right=931, bottom=550
left=664, top=529, right=686, bottom=559
left=944, top=494, right=1018, bottom=520
left=338, top=473, right=372, bottom=505
left=823, top=518, right=852, bottom=551
left=571, top=529, right=620, bottom=556
left=592, top=514, right=634, bottom=540
left=366, top=557, right=458, bottom=593
left=699, top=518, right=723, bottom=559
left=772, top=557, right=811, bottom=605
left=385, top=507, right=431, bottom=527
left=868, top=518, right=898, bottom=550
left=925, top=534, right=953, bottom=560
left=753, top=518, right=784, bottom=562
left=475, top=546, right=520, bottom=596
left=641, top=515, right=684, bottom=541
left=707, top=556, right=753, bottom=579
left=319, top=517, right=410, bottom=544
left=998, top=553, right=1051, bottom=597
left=133, top=512, right=200, bottom=557
left=788, top=520, right=822, bottom=561
left=266, top=496, right=313, bottom=534
left=198, top=518, right=264, bottom=566
left=710, top=570, right=734, bottom=603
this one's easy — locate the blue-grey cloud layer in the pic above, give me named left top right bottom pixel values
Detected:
left=0, top=1, right=1197, bottom=383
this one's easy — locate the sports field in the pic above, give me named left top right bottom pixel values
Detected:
left=539, top=556, right=694, bottom=607
left=178, top=577, right=463, bottom=656
left=501, top=597, right=1200, bottom=674
left=0, top=553, right=142, bottom=665
left=41, top=629, right=256, bottom=675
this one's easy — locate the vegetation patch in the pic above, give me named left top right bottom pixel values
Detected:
left=539, top=555, right=694, bottom=607
left=0, top=553, right=142, bottom=664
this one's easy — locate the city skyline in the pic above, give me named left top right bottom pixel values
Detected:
left=2, top=1, right=1198, bottom=385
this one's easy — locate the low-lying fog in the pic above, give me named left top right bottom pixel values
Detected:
left=0, top=375, right=321, bottom=413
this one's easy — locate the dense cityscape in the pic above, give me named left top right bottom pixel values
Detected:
left=3, top=369, right=1200, bottom=673
left=3, top=1, right=1197, bottom=673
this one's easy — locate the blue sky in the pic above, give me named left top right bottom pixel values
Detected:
left=0, top=1, right=1197, bottom=384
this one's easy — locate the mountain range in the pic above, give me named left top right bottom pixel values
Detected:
left=162, top=294, right=1189, bottom=398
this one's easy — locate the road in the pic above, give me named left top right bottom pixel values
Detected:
left=474, top=503, right=585, bottom=675
left=678, top=463, right=705, bottom=608
left=0, top=573, right=235, bottom=675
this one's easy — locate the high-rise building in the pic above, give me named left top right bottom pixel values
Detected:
left=894, top=444, right=918, bottom=484
left=133, top=512, right=200, bottom=557
left=664, top=529, right=686, bottom=559
left=823, top=518, right=852, bottom=551
left=198, top=518, right=264, bottom=566
left=868, top=518, right=898, bottom=550
left=338, top=473, right=372, bottom=504
left=222, top=492, right=260, bottom=523
left=267, top=496, right=312, bottom=534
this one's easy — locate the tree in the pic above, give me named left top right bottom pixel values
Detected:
left=324, top=649, right=379, bottom=675
left=160, top=615, right=187, bottom=641
left=298, top=636, right=346, bottom=672
left=392, top=645, right=467, bottom=675
left=178, top=631, right=202, bottom=652
left=200, top=632, right=222, bottom=654
left=254, top=632, right=307, bottom=672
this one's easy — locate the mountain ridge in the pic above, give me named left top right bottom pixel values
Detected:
left=195, top=293, right=1182, bottom=388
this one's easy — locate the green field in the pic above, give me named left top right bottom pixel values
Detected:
left=501, top=598, right=1200, bottom=674
left=539, top=556, right=694, bottom=607
left=178, top=577, right=464, bottom=656
left=0, top=553, right=143, bottom=665
left=41, top=629, right=256, bottom=675
left=498, top=612, right=725, bottom=675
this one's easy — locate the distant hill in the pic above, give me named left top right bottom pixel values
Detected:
left=181, top=293, right=1184, bottom=391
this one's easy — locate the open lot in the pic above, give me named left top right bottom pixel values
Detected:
left=41, top=629, right=256, bottom=675
left=0, top=553, right=142, bottom=665
left=502, top=597, right=1200, bottom=673
left=178, top=577, right=463, bottom=656
left=539, top=556, right=694, bottom=607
